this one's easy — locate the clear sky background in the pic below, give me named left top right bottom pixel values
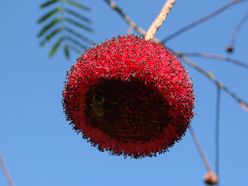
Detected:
left=0, top=0, right=248, bottom=186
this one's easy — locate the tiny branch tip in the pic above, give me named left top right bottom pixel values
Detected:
left=145, top=0, right=176, bottom=40
left=240, top=102, right=248, bottom=112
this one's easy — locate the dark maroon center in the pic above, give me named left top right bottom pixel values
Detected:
left=85, top=78, right=170, bottom=143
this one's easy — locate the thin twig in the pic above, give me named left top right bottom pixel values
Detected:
left=145, top=0, right=176, bottom=40
left=181, top=56, right=248, bottom=112
left=177, top=51, right=248, bottom=69
left=103, top=0, right=163, bottom=42
left=161, top=0, right=247, bottom=43
left=215, top=87, right=221, bottom=186
left=103, top=0, right=146, bottom=36
left=229, top=10, right=248, bottom=46
left=0, top=153, right=14, bottom=186
left=189, top=126, right=212, bottom=171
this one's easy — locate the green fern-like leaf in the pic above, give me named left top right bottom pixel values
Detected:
left=38, top=8, right=62, bottom=23
left=40, top=27, right=63, bottom=46
left=65, top=36, right=88, bottom=50
left=49, top=37, right=64, bottom=57
left=40, top=0, right=59, bottom=8
left=65, top=17, right=93, bottom=33
left=67, top=0, right=90, bottom=11
left=38, top=0, right=93, bottom=59
left=38, top=18, right=62, bottom=37
left=65, top=8, right=91, bottom=24
left=64, top=45, right=70, bottom=59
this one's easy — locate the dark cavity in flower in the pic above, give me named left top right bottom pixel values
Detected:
left=85, top=78, right=171, bottom=143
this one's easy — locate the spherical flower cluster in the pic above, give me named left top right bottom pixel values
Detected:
left=63, top=35, right=194, bottom=158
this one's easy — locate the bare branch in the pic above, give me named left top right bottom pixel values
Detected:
left=0, top=153, right=14, bottom=186
left=103, top=0, right=146, bottom=36
left=215, top=87, right=221, bottom=183
left=228, top=10, right=248, bottom=50
left=145, top=0, right=176, bottom=40
left=181, top=56, right=248, bottom=112
left=177, top=51, right=248, bottom=69
left=161, top=0, right=247, bottom=43
left=189, top=126, right=212, bottom=171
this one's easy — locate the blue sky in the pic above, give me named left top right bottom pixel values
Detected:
left=0, top=0, right=248, bottom=186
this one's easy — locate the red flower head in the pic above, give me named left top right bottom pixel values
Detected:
left=63, top=35, right=194, bottom=158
